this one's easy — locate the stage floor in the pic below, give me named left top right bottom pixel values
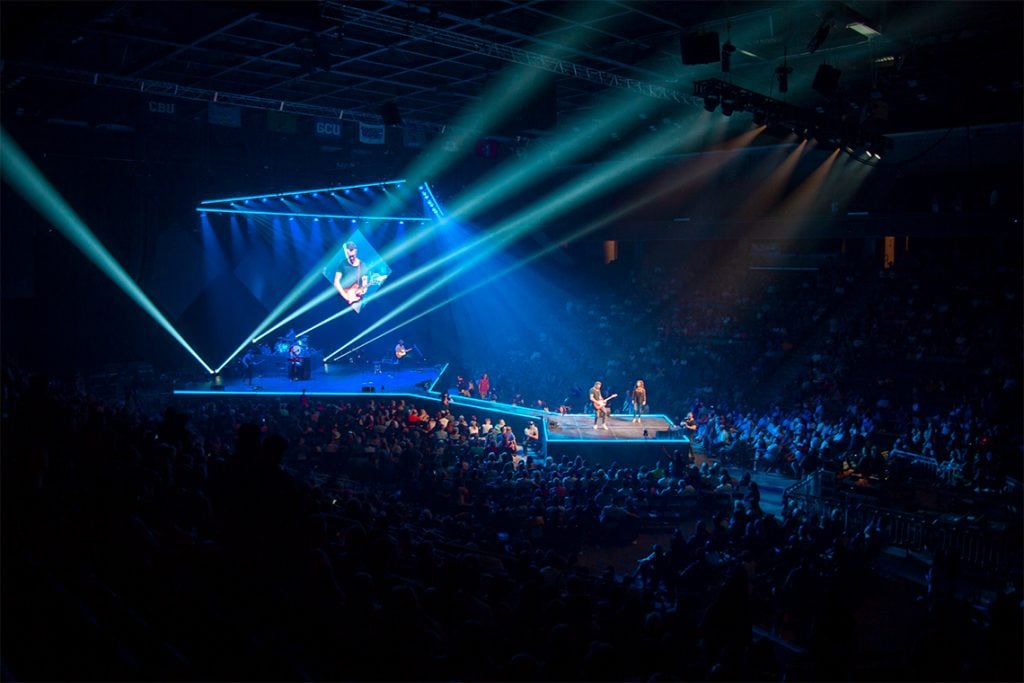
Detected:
left=546, top=413, right=685, bottom=443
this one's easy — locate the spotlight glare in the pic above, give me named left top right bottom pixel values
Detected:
left=0, top=127, right=214, bottom=374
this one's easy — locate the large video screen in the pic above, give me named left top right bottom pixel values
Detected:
left=321, top=231, right=391, bottom=313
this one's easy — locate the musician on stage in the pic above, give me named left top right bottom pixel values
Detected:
left=631, top=379, right=647, bottom=424
left=394, top=339, right=410, bottom=364
left=590, top=380, right=613, bottom=430
left=288, top=344, right=303, bottom=380
left=241, top=347, right=258, bottom=386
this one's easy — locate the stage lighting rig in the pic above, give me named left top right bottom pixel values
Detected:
left=693, top=78, right=803, bottom=128
left=693, top=78, right=890, bottom=158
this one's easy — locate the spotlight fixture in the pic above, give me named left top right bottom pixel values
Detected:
left=721, top=98, right=735, bottom=117
left=380, top=101, right=402, bottom=126
left=704, top=94, right=720, bottom=112
left=752, top=108, right=767, bottom=126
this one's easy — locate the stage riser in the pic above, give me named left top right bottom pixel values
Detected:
left=542, top=441, right=688, bottom=469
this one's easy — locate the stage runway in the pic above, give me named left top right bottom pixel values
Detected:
left=173, top=360, right=688, bottom=468
left=546, top=413, right=687, bottom=443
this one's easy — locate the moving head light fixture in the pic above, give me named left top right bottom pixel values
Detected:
left=692, top=78, right=891, bottom=160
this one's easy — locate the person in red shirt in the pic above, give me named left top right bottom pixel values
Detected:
left=477, top=373, right=491, bottom=400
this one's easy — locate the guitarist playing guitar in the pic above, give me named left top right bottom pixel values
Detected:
left=333, top=241, right=387, bottom=313
left=589, top=380, right=617, bottom=431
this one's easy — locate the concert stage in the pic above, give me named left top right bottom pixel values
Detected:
left=174, top=361, right=688, bottom=470
left=539, top=413, right=691, bottom=468
left=174, top=360, right=443, bottom=396
left=547, top=413, right=680, bottom=441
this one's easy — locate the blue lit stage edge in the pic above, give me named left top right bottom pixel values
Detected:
left=173, top=359, right=689, bottom=468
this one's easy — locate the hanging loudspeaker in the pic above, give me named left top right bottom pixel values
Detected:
left=380, top=101, right=402, bottom=126
left=812, top=64, right=842, bottom=97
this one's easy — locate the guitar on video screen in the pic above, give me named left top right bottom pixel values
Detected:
left=340, top=272, right=388, bottom=312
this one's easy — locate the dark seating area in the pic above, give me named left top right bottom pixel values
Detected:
left=3, top=238, right=1021, bottom=681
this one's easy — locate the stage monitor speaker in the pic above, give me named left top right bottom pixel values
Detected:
left=680, top=31, right=720, bottom=65
left=361, top=385, right=376, bottom=393
left=812, top=64, right=841, bottom=97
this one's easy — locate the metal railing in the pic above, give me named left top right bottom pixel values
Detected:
left=783, top=472, right=1012, bottom=571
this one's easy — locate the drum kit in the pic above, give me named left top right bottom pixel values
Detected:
left=240, top=331, right=316, bottom=381
left=275, top=337, right=309, bottom=357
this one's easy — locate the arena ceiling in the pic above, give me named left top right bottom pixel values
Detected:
left=2, top=1, right=1021, bottom=141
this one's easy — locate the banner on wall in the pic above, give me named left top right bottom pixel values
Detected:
left=359, top=122, right=385, bottom=144
left=313, top=118, right=343, bottom=138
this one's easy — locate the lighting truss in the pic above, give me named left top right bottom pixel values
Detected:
left=200, top=180, right=407, bottom=205
left=693, top=78, right=889, bottom=157
left=322, top=2, right=704, bottom=110
left=693, top=78, right=805, bottom=129
left=195, top=208, right=433, bottom=221
left=419, top=182, right=445, bottom=218
left=4, top=62, right=448, bottom=132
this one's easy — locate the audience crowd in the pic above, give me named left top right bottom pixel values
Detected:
left=2, top=241, right=1021, bottom=681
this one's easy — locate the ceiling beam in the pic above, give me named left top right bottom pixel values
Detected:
left=322, top=1, right=703, bottom=109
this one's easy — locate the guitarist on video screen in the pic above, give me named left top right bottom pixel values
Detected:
left=589, top=380, right=617, bottom=431
left=333, top=241, right=387, bottom=313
